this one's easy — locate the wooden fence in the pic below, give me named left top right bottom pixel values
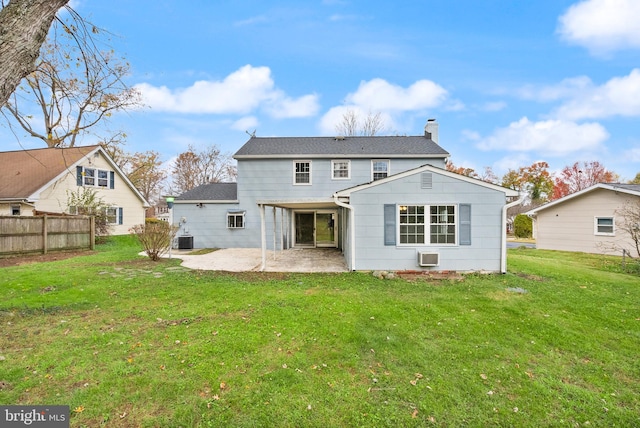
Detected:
left=0, top=215, right=95, bottom=257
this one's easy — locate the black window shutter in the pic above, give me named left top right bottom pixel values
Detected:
left=76, top=166, right=83, bottom=186
left=110, top=171, right=115, bottom=189
left=459, top=204, right=471, bottom=245
left=384, top=204, right=396, bottom=246
left=118, top=207, right=123, bottom=225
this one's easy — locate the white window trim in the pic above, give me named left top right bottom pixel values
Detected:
left=331, top=159, right=351, bottom=180
left=293, top=160, right=312, bottom=185
left=371, top=159, right=390, bottom=181
left=397, top=203, right=458, bottom=246
left=594, top=216, right=615, bottom=236
left=82, top=166, right=111, bottom=188
left=105, top=206, right=122, bottom=225
left=227, top=212, right=245, bottom=229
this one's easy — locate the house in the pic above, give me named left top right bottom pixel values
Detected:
left=0, top=145, right=149, bottom=235
left=526, top=183, right=640, bottom=255
left=173, top=120, right=521, bottom=272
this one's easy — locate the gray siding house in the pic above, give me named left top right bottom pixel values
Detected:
left=172, top=120, right=520, bottom=272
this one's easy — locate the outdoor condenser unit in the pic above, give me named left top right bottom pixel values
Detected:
left=418, top=252, right=439, bottom=267
left=178, top=235, right=193, bottom=250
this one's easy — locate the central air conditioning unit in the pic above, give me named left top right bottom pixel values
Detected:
left=418, top=252, right=439, bottom=267
left=178, top=235, right=193, bottom=250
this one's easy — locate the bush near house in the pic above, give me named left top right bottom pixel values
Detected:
left=514, top=213, right=532, bottom=238
left=130, top=218, right=178, bottom=261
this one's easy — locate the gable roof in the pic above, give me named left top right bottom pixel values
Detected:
left=233, top=135, right=450, bottom=159
left=175, top=182, right=238, bottom=202
left=0, top=146, right=100, bottom=199
left=0, top=145, right=149, bottom=206
left=334, top=163, right=520, bottom=198
left=526, top=183, right=640, bottom=215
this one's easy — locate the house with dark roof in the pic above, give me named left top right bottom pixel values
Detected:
left=526, top=183, right=640, bottom=256
left=0, top=145, right=149, bottom=235
left=173, top=120, right=521, bottom=272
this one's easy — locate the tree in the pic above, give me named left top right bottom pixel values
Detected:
left=501, top=168, right=524, bottom=193
left=2, top=22, right=141, bottom=148
left=0, top=0, right=69, bottom=107
left=445, top=160, right=478, bottom=178
left=335, top=109, right=386, bottom=136
left=66, top=187, right=110, bottom=236
left=552, top=161, right=618, bottom=200
left=629, top=172, right=640, bottom=185
left=171, top=144, right=236, bottom=194
left=615, top=199, right=640, bottom=258
left=124, top=151, right=167, bottom=204
left=519, top=161, right=554, bottom=204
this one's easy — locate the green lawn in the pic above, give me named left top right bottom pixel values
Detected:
left=0, top=236, right=638, bottom=427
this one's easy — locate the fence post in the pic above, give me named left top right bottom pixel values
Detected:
left=90, top=216, right=95, bottom=250
left=43, top=214, right=48, bottom=254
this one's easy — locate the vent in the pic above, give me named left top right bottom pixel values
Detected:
left=418, top=252, right=439, bottom=267
left=178, top=236, right=193, bottom=250
left=421, top=172, right=433, bottom=189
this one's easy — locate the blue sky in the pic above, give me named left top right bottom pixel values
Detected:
left=8, top=0, right=640, bottom=181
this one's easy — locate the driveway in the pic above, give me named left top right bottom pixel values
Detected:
left=166, top=247, right=348, bottom=272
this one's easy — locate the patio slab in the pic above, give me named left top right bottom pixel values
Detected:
left=164, top=247, right=348, bottom=272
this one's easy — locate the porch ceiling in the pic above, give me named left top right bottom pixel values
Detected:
left=256, top=198, right=338, bottom=209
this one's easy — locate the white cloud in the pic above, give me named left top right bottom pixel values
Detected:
left=553, top=69, right=640, bottom=120
left=346, top=78, right=448, bottom=111
left=318, top=78, right=447, bottom=134
left=477, top=117, right=609, bottom=156
left=558, top=0, right=640, bottom=54
left=231, top=116, right=259, bottom=132
left=517, top=76, right=593, bottom=102
left=135, top=65, right=319, bottom=118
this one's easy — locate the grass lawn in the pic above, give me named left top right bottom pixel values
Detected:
left=0, top=236, right=638, bottom=427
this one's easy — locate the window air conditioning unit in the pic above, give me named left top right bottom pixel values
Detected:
left=418, top=252, right=439, bottom=267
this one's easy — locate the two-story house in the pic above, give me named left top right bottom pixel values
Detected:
left=173, top=120, right=520, bottom=272
left=0, top=145, right=149, bottom=235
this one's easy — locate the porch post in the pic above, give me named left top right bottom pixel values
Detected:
left=260, top=203, right=266, bottom=271
left=273, top=206, right=277, bottom=260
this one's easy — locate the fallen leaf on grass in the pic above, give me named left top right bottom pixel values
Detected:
left=73, top=406, right=84, bottom=413
left=480, top=373, right=488, bottom=380
left=411, top=409, right=418, bottom=418
left=410, top=380, right=417, bottom=386
left=219, top=382, right=227, bottom=390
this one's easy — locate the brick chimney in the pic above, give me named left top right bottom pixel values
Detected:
left=424, top=118, right=438, bottom=144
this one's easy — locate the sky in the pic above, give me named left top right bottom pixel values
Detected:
left=5, top=0, right=640, bottom=181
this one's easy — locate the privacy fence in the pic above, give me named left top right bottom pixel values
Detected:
left=0, top=215, right=95, bottom=257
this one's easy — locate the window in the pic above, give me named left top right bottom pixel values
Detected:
left=227, top=212, right=245, bottom=229
left=372, top=160, right=389, bottom=181
left=105, top=207, right=123, bottom=225
left=11, top=204, right=20, bottom=216
left=398, top=204, right=457, bottom=245
left=430, top=205, right=456, bottom=244
left=294, top=161, right=311, bottom=185
left=332, top=160, right=350, bottom=180
left=83, top=168, right=96, bottom=186
left=595, top=217, right=614, bottom=236
left=98, top=170, right=109, bottom=187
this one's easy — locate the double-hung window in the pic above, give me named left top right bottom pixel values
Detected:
left=372, top=160, right=389, bottom=181
left=105, top=207, right=123, bottom=225
left=398, top=204, right=457, bottom=244
left=294, top=161, right=311, bottom=185
left=332, top=160, right=350, bottom=180
left=595, top=217, right=614, bottom=236
left=77, top=166, right=114, bottom=189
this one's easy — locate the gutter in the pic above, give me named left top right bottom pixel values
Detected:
left=332, top=194, right=356, bottom=271
left=501, top=195, right=524, bottom=274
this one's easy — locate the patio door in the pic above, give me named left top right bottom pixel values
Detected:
left=294, top=210, right=337, bottom=248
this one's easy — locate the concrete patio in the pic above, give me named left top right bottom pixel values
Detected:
left=165, top=247, right=349, bottom=272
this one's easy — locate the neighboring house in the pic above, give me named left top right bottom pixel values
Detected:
left=173, top=120, right=521, bottom=272
left=526, top=183, right=640, bottom=256
left=0, top=145, right=149, bottom=235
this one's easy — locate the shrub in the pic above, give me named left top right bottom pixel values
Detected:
left=130, top=219, right=179, bottom=261
left=514, top=214, right=533, bottom=238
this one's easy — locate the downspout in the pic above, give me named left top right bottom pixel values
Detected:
left=501, top=194, right=524, bottom=274
left=333, top=194, right=355, bottom=271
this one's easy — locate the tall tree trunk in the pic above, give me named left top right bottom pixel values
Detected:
left=0, top=0, right=69, bottom=107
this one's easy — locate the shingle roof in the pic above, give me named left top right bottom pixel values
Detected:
left=0, top=145, right=99, bottom=199
left=233, top=135, right=449, bottom=158
left=176, top=182, right=238, bottom=201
